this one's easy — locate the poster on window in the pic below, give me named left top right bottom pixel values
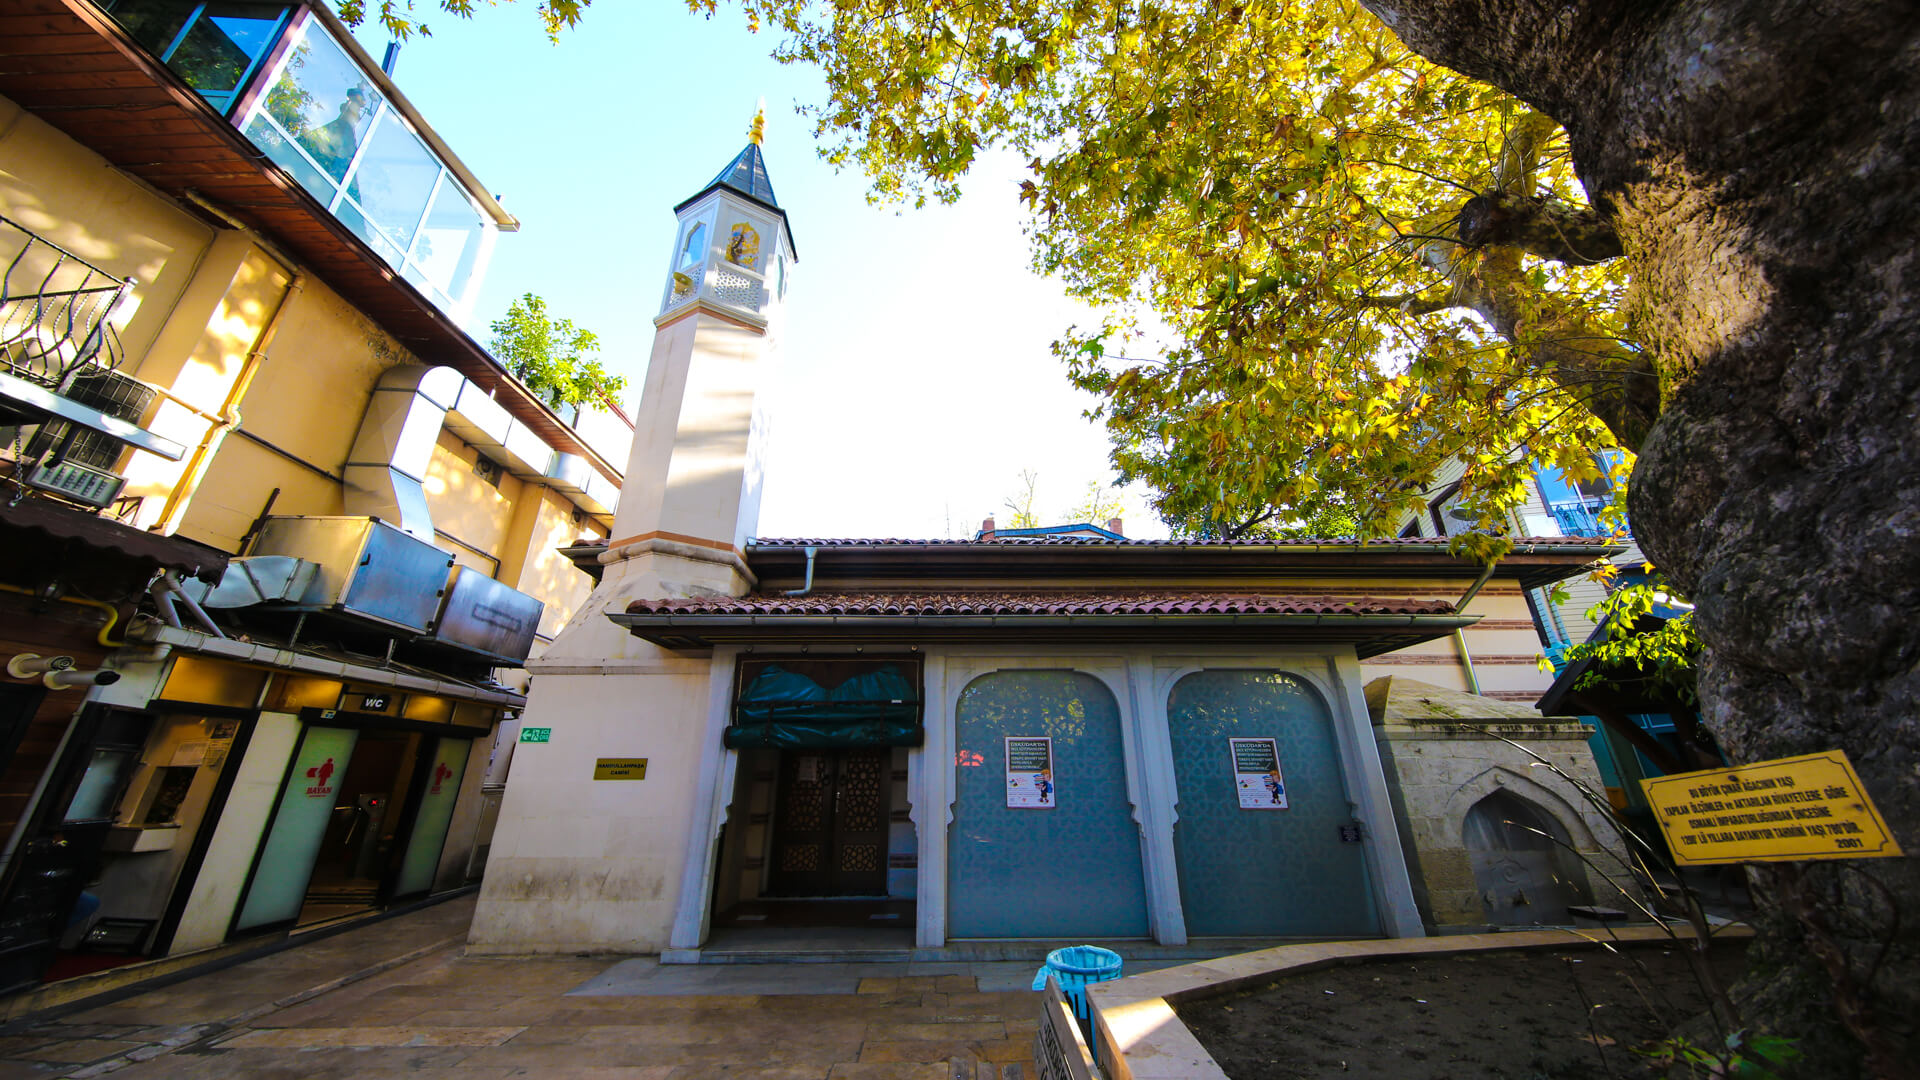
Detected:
left=1231, top=738, right=1289, bottom=809
left=1005, top=737, right=1056, bottom=809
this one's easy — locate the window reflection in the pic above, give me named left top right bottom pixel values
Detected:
left=409, top=177, right=486, bottom=303
left=264, top=35, right=381, bottom=181
left=229, top=20, right=494, bottom=320
left=106, top=0, right=291, bottom=114
left=346, top=111, right=439, bottom=250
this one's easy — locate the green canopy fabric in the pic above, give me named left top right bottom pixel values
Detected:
left=725, top=664, right=922, bottom=749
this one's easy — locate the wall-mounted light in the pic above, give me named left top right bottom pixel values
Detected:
left=8, top=653, right=75, bottom=679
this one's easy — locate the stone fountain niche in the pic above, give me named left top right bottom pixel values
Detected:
left=1365, top=676, right=1636, bottom=933
left=1463, top=788, right=1591, bottom=925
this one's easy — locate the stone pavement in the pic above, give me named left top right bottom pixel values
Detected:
left=0, top=895, right=1056, bottom=1080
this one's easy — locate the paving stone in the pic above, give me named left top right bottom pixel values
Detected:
left=18, top=1038, right=147, bottom=1063
left=824, top=1063, right=952, bottom=1079
left=863, top=1024, right=1004, bottom=1043
left=855, top=1040, right=975, bottom=1063
left=222, top=1025, right=525, bottom=1048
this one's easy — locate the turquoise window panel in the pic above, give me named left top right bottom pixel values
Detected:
left=1168, top=671, right=1379, bottom=937
left=949, top=671, right=1148, bottom=938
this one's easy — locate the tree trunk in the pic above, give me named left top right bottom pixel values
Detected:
left=1360, top=0, right=1920, bottom=1072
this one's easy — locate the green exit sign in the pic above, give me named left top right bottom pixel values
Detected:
left=519, top=727, right=552, bottom=743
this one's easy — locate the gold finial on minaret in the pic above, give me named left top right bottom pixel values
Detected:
left=749, top=98, right=766, bottom=146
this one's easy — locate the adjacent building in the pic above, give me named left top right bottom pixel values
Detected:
left=0, top=0, right=625, bottom=993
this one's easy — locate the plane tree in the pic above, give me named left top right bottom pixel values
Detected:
left=339, top=0, right=1916, bottom=1069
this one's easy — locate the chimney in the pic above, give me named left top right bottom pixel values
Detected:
left=978, top=516, right=996, bottom=540
left=1106, top=517, right=1124, bottom=537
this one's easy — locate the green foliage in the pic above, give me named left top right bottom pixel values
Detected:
left=1637, top=1030, right=1803, bottom=1080
left=334, top=0, right=588, bottom=43
left=487, top=293, right=626, bottom=411
left=696, top=0, right=1650, bottom=549
left=1560, top=577, right=1702, bottom=704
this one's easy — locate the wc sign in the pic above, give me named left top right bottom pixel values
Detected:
left=305, top=757, right=336, bottom=798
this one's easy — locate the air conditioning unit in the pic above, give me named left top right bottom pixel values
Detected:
left=25, top=369, right=155, bottom=471
left=25, top=459, right=124, bottom=507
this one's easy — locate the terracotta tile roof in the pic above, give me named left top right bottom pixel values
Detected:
left=746, top=536, right=1618, bottom=549
left=625, top=592, right=1458, bottom=617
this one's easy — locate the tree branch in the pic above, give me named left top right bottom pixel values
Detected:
left=1457, top=191, right=1623, bottom=266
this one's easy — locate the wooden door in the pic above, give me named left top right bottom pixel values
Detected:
left=766, top=749, right=890, bottom=897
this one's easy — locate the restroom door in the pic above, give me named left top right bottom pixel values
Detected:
left=231, top=726, right=359, bottom=933
left=765, top=749, right=889, bottom=897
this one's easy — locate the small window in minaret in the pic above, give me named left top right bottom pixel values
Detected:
left=679, top=222, right=708, bottom=269
left=726, top=222, right=760, bottom=269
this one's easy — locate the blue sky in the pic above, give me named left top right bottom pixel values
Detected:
left=348, top=3, right=1169, bottom=540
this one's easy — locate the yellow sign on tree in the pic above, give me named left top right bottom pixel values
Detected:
left=1641, top=751, right=1902, bottom=866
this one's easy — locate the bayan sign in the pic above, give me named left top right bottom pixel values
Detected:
left=1642, top=750, right=1902, bottom=866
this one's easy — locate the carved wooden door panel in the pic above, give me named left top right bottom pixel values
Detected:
left=829, top=748, right=889, bottom=897
left=766, top=749, right=890, bottom=897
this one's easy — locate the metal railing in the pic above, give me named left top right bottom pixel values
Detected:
left=1, top=216, right=135, bottom=391
left=1547, top=497, right=1616, bottom=538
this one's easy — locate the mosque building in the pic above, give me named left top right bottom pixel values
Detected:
left=468, top=131, right=1632, bottom=959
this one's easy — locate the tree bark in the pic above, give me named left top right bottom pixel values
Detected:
left=1360, top=0, right=1920, bottom=1073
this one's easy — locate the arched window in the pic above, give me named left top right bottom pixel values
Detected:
left=679, top=222, right=708, bottom=269
left=948, top=670, right=1147, bottom=938
left=1166, top=670, right=1378, bottom=937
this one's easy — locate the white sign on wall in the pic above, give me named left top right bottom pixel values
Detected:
left=1006, top=737, right=1056, bottom=809
left=1231, top=737, right=1289, bottom=809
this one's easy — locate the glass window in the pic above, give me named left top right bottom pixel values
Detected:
left=679, top=222, right=707, bottom=269
left=333, top=199, right=402, bottom=265
left=244, top=110, right=334, bottom=201
left=107, top=0, right=199, bottom=60
left=263, top=33, right=381, bottom=182
left=107, top=1, right=290, bottom=113
left=64, top=749, right=139, bottom=823
left=170, top=5, right=286, bottom=102
left=408, top=175, right=486, bottom=303
left=345, top=111, right=440, bottom=250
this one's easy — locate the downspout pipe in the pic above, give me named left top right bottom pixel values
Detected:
left=782, top=546, right=818, bottom=596
left=154, top=271, right=306, bottom=534
left=1452, top=563, right=1496, bottom=695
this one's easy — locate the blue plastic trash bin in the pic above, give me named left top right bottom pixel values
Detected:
left=1030, top=945, right=1124, bottom=1021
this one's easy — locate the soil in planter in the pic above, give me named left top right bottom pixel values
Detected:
left=1177, top=941, right=1748, bottom=1079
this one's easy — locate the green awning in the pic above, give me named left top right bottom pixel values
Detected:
left=725, top=663, right=922, bottom=749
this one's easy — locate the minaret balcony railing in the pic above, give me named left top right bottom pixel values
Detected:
left=662, top=258, right=769, bottom=321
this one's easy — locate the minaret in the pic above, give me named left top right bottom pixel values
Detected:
left=612, top=105, right=795, bottom=581
left=544, top=113, right=796, bottom=660
left=469, top=117, right=798, bottom=954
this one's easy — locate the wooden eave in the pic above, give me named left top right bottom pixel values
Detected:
left=0, top=0, right=621, bottom=486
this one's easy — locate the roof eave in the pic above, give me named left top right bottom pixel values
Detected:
left=607, top=610, right=1480, bottom=656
